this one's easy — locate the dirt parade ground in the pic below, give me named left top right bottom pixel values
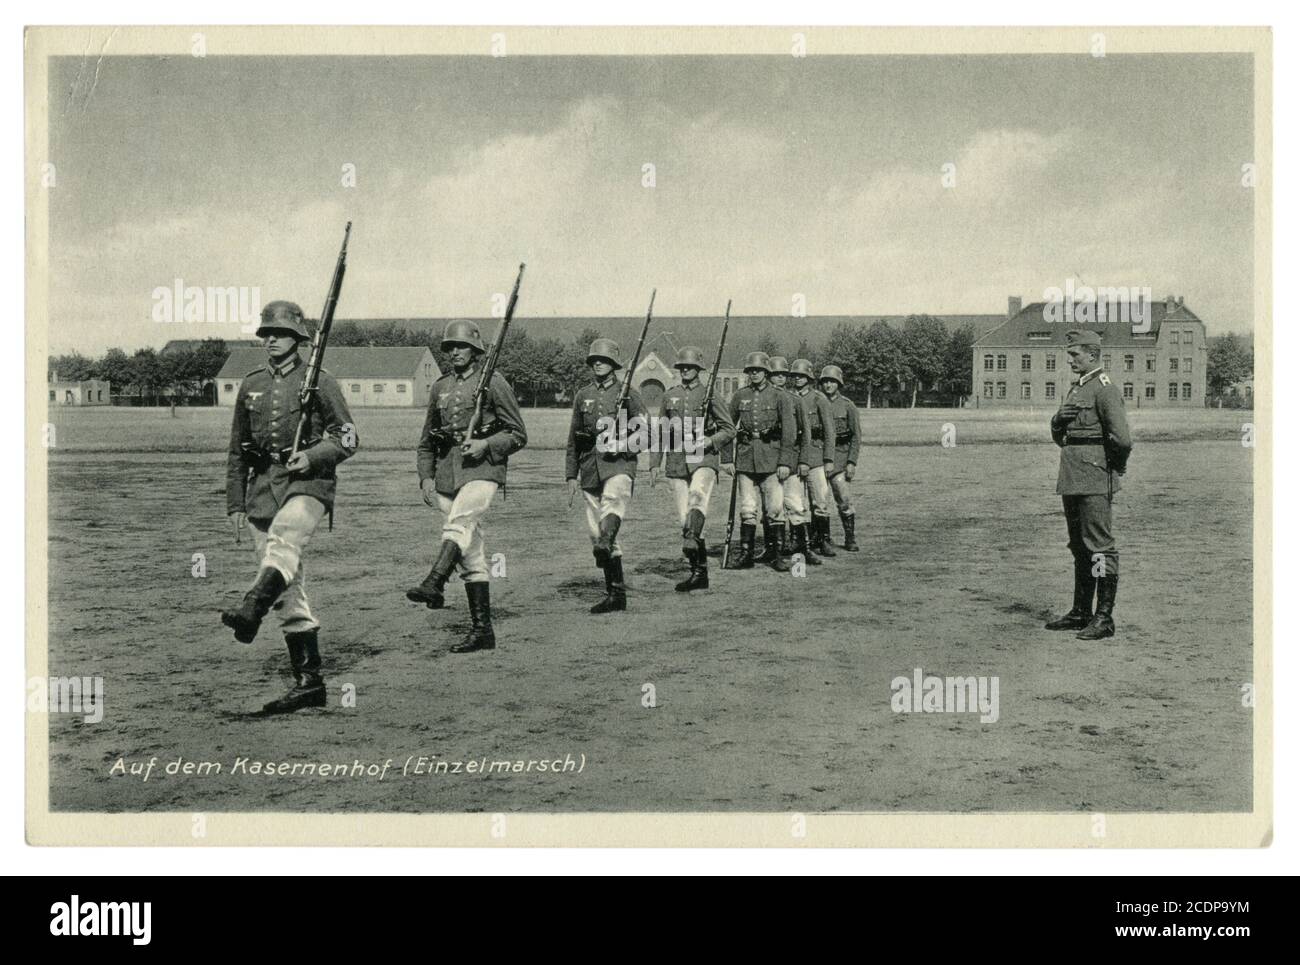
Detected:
left=43, top=408, right=1253, bottom=815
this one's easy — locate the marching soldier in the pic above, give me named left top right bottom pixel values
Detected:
left=767, top=357, right=819, bottom=566
left=222, top=301, right=358, bottom=714
left=566, top=338, right=649, bottom=613
left=649, top=345, right=737, bottom=591
left=1045, top=329, right=1133, bottom=640
left=406, top=320, right=528, bottom=653
left=790, top=358, right=837, bottom=558
left=727, top=352, right=797, bottom=571
left=818, top=365, right=861, bottom=552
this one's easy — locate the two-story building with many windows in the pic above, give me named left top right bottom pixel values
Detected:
left=971, top=296, right=1207, bottom=407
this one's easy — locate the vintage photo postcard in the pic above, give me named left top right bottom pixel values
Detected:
left=25, top=25, right=1271, bottom=847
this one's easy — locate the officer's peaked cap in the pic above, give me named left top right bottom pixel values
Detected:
left=1065, top=329, right=1102, bottom=349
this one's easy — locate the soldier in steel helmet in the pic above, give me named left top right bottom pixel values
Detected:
left=818, top=365, right=861, bottom=552
left=566, top=338, right=649, bottom=613
left=222, top=300, right=359, bottom=714
left=727, top=351, right=797, bottom=570
left=767, top=356, right=820, bottom=567
left=1045, top=328, right=1133, bottom=640
left=649, top=345, right=736, bottom=591
left=406, top=319, right=528, bottom=653
left=790, top=358, right=838, bottom=558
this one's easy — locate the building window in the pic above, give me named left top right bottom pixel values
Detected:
left=1027, top=331, right=1052, bottom=340
left=98, top=390, right=103, bottom=401
left=1146, top=355, right=1156, bottom=372
left=1169, top=382, right=1178, bottom=400
left=996, top=382, right=1006, bottom=399
left=1170, top=358, right=1179, bottom=372
left=1045, top=354, right=1056, bottom=372
left=996, top=354, right=1007, bottom=371
left=1123, top=383, right=1134, bottom=400
left=1020, top=382, right=1031, bottom=399
left=1184, top=357, right=1192, bottom=373
left=224, top=383, right=234, bottom=391
left=1045, top=382, right=1056, bottom=400
left=49, top=390, right=54, bottom=401
left=1145, top=383, right=1156, bottom=400
left=983, top=354, right=993, bottom=371
left=397, top=383, right=407, bottom=393
left=1021, top=354, right=1031, bottom=371
left=1182, top=382, right=1192, bottom=400
left=983, top=381, right=993, bottom=398
left=351, top=384, right=360, bottom=392
left=424, top=363, right=432, bottom=375
left=374, top=384, right=385, bottom=393
left=1102, top=354, right=1112, bottom=370
left=1123, top=354, right=1134, bottom=372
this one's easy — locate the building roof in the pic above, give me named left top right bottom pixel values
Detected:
left=973, top=300, right=1204, bottom=348
left=216, top=346, right=433, bottom=379
left=161, top=338, right=261, bottom=355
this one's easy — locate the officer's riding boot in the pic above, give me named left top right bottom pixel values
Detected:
left=796, top=523, right=822, bottom=565
left=222, top=567, right=288, bottom=644
left=591, top=557, right=628, bottom=614
left=405, top=539, right=461, bottom=609
left=451, top=582, right=496, bottom=653
left=814, top=514, right=837, bottom=557
left=840, top=512, right=860, bottom=552
left=732, top=523, right=757, bottom=569
left=593, top=514, right=622, bottom=568
left=1045, top=557, right=1095, bottom=630
left=262, top=629, right=327, bottom=715
left=1077, top=574, right=1117, bottom=640
left=769, top=525, right=792, bottom=572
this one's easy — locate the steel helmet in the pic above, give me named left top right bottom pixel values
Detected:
left=441, top=319, right=486, bottom=353
left=256, top=300, right=310, bottom=339
left=767, top=356, right=790, bottom=375
left=742, top=352, right=771, bottom=373
left=674, top=345, right=706, bottom=370
left=586, top=338, right=623, bottom=369
left=790, top=358, right=816, bottom=379
left=819, top=364, right=845, bottom=386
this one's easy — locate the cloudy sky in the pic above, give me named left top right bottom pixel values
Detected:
left=47, top=52, right=1254, bottom=353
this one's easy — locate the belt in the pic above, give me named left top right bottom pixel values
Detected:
left=1065, top=437, right=1103, bottom=446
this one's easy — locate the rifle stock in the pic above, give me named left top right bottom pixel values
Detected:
left=290, top=221, right=352, bottom=460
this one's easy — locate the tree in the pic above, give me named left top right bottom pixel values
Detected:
left=859, top=321, right=905, bottom=408
left=941, top=323, right=977, bottom=406
left=48, top=352, right=95, bottom=382
left=98, top=349, right=132, bottom=397
left=128, top=348, right=166, bottom=405
left=757, top=332, right=782, bottom=358
left=1206, top=333, right=1253, bottom=405
left=899, top=315, right=949, bottom=407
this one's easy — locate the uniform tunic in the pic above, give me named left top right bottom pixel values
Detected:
left=795, top=387, right=835, bottom=468
left=728, top=381, right=797, bottom=474
left=566, top=377, right=648, bottom=490
left=651, top=379, right=736, bottom=479
left=417, top=366, right=528, bottom=497
left=226, top=353, right=357, bottom=524
left=823, top=392, right=861, bottom=475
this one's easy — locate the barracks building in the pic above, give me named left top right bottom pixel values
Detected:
left=971, top=295, right=1207, bottom=407
left=217, top=345, right=439, bottom=407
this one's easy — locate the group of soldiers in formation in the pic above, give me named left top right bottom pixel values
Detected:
left=221, top=306, right=1131, bottom=716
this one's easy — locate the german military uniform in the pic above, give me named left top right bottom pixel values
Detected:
left=565, top=338, right=649, bottom=613
left=1046, top=329, right=1133, bottom=639
left=651, top=345, right=737, bottom=591
left=819, top=365, right=861, bottom=551
left=407, top=319, right=528, bottom=653
left=222, top=300, right=358, bottom=714
left=791, top=358, right=837, bottom=558
left=727, top=352, right=797, bottom=570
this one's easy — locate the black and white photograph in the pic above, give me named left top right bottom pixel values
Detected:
left=24, top=23, right=1271, bottom=848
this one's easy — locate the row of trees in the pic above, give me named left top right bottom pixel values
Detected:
left=48, top=323, right=1255, bottom=409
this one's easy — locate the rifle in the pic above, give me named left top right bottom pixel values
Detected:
left=617, top=288, right=655, bottom=413
left=721, top=463, right=741, bottom=570
left=463, top=262, right=526, bottom=450
left=701, top=299, right=731, bottom=432
left=289, top=220, right=352, bottom=463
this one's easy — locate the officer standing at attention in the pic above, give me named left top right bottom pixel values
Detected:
left=406, top=320, right=528, bottom=653
left=649, top=345, right=736, bottom=591
left=818, top=365, right=861, bottom=552
left=727, top=352, right=797, bottom=571
left=767, top=357, right=819, bottom=566
left=222, top=300, right=358, bottom=714
left=566, top=338, right=649, bottom=613
left=1046, top=329, right=1132, bottom=640
left=790, top=358, right=837, bottom=558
